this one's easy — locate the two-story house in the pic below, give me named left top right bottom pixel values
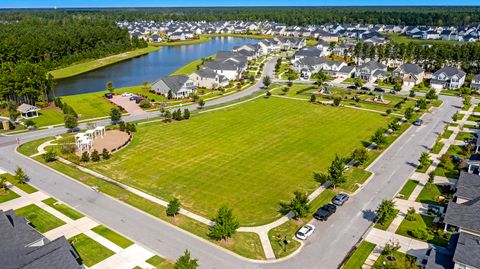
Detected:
left=431, top=66, right=466, bottom=91
left=189, top=68, right=229, bottom=89
left=392, top=63, right=425, bottom=86
left=355, top=60, right=388, bottom=83
left=151, top=75, right=197, bottom=98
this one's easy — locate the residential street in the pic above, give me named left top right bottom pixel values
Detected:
left=0, top=58, right=461, bottom=268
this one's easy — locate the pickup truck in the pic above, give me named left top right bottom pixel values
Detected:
left=313, top=204, right=337, bottom=221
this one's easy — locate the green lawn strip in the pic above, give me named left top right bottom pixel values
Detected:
left=455, top=131, right=475, bottom=141
left=69, top=233, right=115, bottom=267
left=468, top=114, right=480, bottom=122
left=91, top=225, right=134, bottom=248
left=372, top=250, right=421, bottom=269
left=17, top=136, right=56, bottom=156
left=430, top=99, right=443, bottom=107
left=146, top=255, right=175, bottom=269
left=343, top=241, right=376, bottom=269
left=27, top=108, right=64, bottom=127
left=395, top=213, right=449, bottom=247
left=415, top=183, right=445, bottom=206
left=397, top=180, right=419, bottom=200
left=464, top=124, right=478, bottom=129
left=374, top=209, right=399, bottom=230
left=433, top=161, right=460, bottom=179
left=384, top=33, right=460, bottom=45
left=431, top=141, right=444, bottom=154
left=268, top=189, right=336, bottom=258
left=415, top=160, right=432, bottom=173
left=50, top=46, right=159, bottom=79
left=1, top=173, right=38, bottom=194
left=34, top=157, right=265, bottom=260
left=0, top=188, right=20, bottom=203
left=42, top=197, right=84, bottom=220
left=441, top=129, right=453, bottom=139
left=340, top=167, right=372, bottom=194
left=170, top=54, right=216, bottom=76
left=151, top=36, right=210, bottom=46
left=474, top=105, right=480, bottom=113
left=87, top=97, right=388, bottom=226
left=61, top=92, right=117, bottom=120
left=15, top=204, right=66, bottom=233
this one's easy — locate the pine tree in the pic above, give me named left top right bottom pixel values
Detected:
left=14, top=166, right=27, bottom=184
left=102, top=148, right=110, bottom=160
left=175, top=249, right=198, bottom=269
left=183, top=109, right=190, bottom=120
left=91, top=150, right=100, bottom=162
left=167, top=198, right=181, bottom=217
left=80, top=152, right=90, bottom=162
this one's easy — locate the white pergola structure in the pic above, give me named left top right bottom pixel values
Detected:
left=75, top=133, right=93, bottom=153
left=94, top=126, right=106, bottom=138
left=85, top=129, right=96, bottom=140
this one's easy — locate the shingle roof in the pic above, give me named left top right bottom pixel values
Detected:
left=16, top=104, right=39, bottom=113
left=453, top=232, right=480, bottom=269
left=455, top=172, right=480, bottom=201
left=399, top=63, right=424, bottom=75
left=433, top=66, right=466, bottom=78
left=444, top=198, right=480, bottom=232
left=159, top=75, right=192, bottom=93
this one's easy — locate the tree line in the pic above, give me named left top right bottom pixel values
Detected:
left=0, top=17, right=147, bottom=104
left=1, top=7, right=480, bottom=26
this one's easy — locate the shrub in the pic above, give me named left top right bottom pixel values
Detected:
left=406, top=207, right=416, bottom=221
left=24, top=119, right=36, bottom=127
left=409, top=228, right=432, bottom=241
left=119, top=121, right=126, bottom=132
left=139, top=99, right=151, bottom=109
left=61, top=143, right=76, bottom=154
left=126, top=122, right=136, bottom=133
left=351, top=148, right=368, bottom=166
left=183, top=109, right=190, bottom=120
left=80, top=152, right=90, bottom=162
left=333, top=95, right=342, bottom=106
left=91, top=150, right=100, bottom=162
left=102, top=148, right=110, bottom=160
left=310, top=94, right=316, bottom=102
left=42, top=149, right=57, bottom=162
left=164, top=110, right=172, bottom=122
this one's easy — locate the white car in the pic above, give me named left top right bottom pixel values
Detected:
left=122, top=92, right=133, bottom=97
left=295, top=224, right=315, bottom=240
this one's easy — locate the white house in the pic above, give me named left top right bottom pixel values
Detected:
left=430, top=66, right=466, bottom=91
left=189, top=68, right=229, bottom=89
left=151, top=75, right=196, bottom=98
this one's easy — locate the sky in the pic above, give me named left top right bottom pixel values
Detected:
left=1, top=0, right=480, bottom=8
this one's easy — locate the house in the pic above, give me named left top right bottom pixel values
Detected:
left=392, top=63, right=425, bottom=86
left=293, top=47, right=324, bottom=61
left=471, top=74, right=480, bottom=91
left=337, top=66, right=356, bottom=79
left=355, top=60, right=388, bottom=83
left=203, top=61, right=242, bottom=81
left=17, top=104, right=40, bottom=119
left=189, top=68, right=229, bottom=89
left=148, top=34, right=163, bottom=43
left=288, top=38, right=306, bottom=49
left=317, top=30, right=339, bottom=43
left=151, top=75, right=196, bottom=98
left=437, top=172, right=480, bottom=269
left=169, top=31, right=185, bottom=41
left=0, top=210, right=81, bottom=269
left=430, top=66, right=466, bottom=91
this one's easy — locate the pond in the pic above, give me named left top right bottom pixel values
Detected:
left=53, top=37, right=259, bottom=97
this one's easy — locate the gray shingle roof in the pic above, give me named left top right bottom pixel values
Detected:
left=456, top=172, right=480, bottom=201
left=453, top=232, right=480, bottom=268
left=399, top=63, right=424, bottom=75
left=433, top=66, right=466, bottom=78
left=160, top=75, right=192, bottom=93
left=444, top=198, right=480, bottom=232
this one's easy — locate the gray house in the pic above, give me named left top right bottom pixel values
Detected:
left=431, top=66, right=466, bottom=91
left=0, top=210, right=81, bottom=269
left=355, top=60, right=388, bottom=83
left=471, top=74, right=480, bottom=91
left=151, top=75, right=196, bottom=99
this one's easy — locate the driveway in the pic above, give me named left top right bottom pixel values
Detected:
left=0, top=57, right=461, bottom=268
left=110, top=95, right=147, bottom=116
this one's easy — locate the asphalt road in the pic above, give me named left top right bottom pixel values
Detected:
left=0, top=58, right=460, bottom=268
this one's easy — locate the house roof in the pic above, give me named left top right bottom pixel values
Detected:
left=339, top=65, right=355, bottom=73
left=0, top=210, right=80, bottom=269
left=398, top=63, right=424, bottom=76
left=425, top=247, right=454, bottom=269
left=453, top=232, right=480, bottom=269
left=444, top=198, right=480, bottom=232
left=433, top=66, right=466, bottom=78
left=194, top=68, right=228, bottom=82
left=359, top=60, right=387, bottom=72
left=159, top=75, right=192, bottom=93
left=17, top=104, right=40, bottom=113
left=455, top=172, right=480, bottom=201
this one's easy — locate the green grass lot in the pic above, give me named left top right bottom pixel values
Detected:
left=151, top=36, right=210, bottom=46
left=92, top=225, right=133, bottom=248
left=88, top=97, right=388, bottom=226
left=30, top=108, right=64, bottom=127
left=306, top=39, right=319, bottom=46
left=1, top=173, right=38, bottom=193
left=146, top=255, right=174, bottom=269
left=268, top=189, right=337, bottom=258
left=50, top=46, right=159, bottom=79
left=69, top=233, right=115, bottom=267
left=396, top=213, right=449, bottom=247
left=374, top=209, right=400, bottom=230
left=31, top=157, right=265, bottom=259
left=61, top=92, right=117, bottom=120
left=468, top=114, right=480, bottom=122
left=384, top=33, right=460, bottom=45
left=397, top=180, right=419, bottom=200
left=447, top=144, right=469, bottom=159
left=434, top=165, right=460, bottom=179
left=455, top=131, right=475, bottom=141
left=0, top=188, right=19, bottom=203
left=341, top=167, right=372, bottom=193
left=343, top=241, right=376, bottom=269
left=431, top=141, right=444, bottom=154
left=474, top=105, right=480, bottom=113
left=170, top=54, right=215, bottom=76
left=415, top=183, right=445, bottom=206
left=42, top=197, right=84, bottom=220
left=372, top=250, right=420, bottom=269
left=15, top=204, right=66, bottom=233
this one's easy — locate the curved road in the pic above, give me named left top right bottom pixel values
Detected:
left=0, top=57, right=461, bottom=268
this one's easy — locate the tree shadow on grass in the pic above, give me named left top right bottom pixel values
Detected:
left=362, top=209, right=377, bottom=222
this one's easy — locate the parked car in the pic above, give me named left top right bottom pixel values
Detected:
left=122, top=92, right=133, bottom=97
left=332, top=193, right=350, bottom=206
left=135, top=98, right=145, bottom=104
left=347, top=85, right=357, bottom=90
left=129, top=95, right=141, bottom=101
left=413, top=119, right=423, bottom=126
left=389, top=90, right=397, bottom=94
left=360, top=86, right=371, bottom=91
left=313, top=204, right=337, bottom=221
left=374, top=87, right=385, bottom=92
left=295, top=224, right=316, bottom=240
left=104, top=93, right=113, bottom=99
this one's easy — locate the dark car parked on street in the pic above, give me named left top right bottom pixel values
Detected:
left=374, top=87, right=385, bottom=92
left=314, top=204, right=337, bottom=221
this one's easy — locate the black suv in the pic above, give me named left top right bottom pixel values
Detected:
left=314, top=204, right=337, bottom=221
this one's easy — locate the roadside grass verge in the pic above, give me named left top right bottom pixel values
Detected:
left=397, top=180, right=419, bottom=200
left=1, top=173, right=38, bottom=194
left=373, top=250, right=421, bottom=268
left=146, top=255, right=175, bottom=269
left=342, top=241, right=376, bottom=269
left=415, top=183, right=446, bottom=206
left=17, top=136, right=56, bottom=156
left=455, top=131, right=475, bottom=141
left=69, top=233, right=115, bottom=267
left=0, top=188, right=19, bottom=203
left=373, top=209, right=399, bottom=230
left=395, top=213, right=449, bottom=247
left=42, top=197, right=84, bottom=220
left=91, top=225, right=134, bottom=248
left=15, top=204, right=66, bottom=233
left=431, top=141, right=444, bottom=154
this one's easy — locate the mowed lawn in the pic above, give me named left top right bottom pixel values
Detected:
left=89, top=98, right=388, bottom=225
left=62, top=92, right=116, bottom=120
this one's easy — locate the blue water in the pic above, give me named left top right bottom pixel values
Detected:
left=53, top=37, right=258, bottom=96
